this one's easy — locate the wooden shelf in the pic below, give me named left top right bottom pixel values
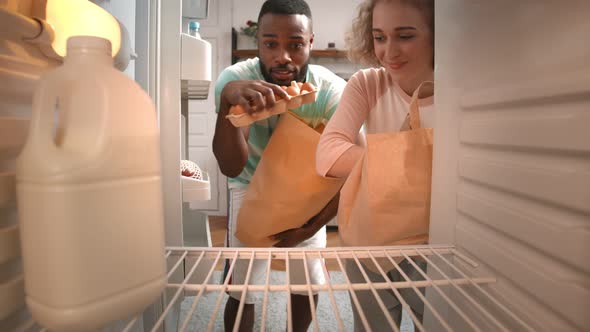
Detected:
left=232, top=49, right=347, bottom=58
left=311, top=49, right=348, bottom=57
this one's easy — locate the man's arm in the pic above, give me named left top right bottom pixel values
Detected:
left=212, top=96, right=250, bottom=178
left=212, top=80, right=290, bottom=178
left=271, top=192, right=340, bottom=247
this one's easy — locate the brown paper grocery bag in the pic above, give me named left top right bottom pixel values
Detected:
left=235, top=112, right=344, bottom=247
left=338, top=82, right=434, bottom=271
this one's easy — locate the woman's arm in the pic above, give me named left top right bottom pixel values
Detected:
left=316, top=71, right=372, bottom=178
left=324, top=145, right=364, bottom=178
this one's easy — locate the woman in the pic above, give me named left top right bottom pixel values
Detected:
left=316, top=0, right=434, bottom=330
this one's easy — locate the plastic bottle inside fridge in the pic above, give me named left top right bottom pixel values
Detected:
left=15, top=36, right=166, bottom=332
left=181, top=21, right=211, bottom=82
left=188, top=21, right=201, bottom=39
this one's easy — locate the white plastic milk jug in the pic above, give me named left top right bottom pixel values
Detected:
left=16, top=36, right=166, bottom=331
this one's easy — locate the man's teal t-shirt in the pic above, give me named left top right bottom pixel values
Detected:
left=215, top=57, right=347, bottom=189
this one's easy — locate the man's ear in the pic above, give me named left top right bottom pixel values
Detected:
left=309, top=33, right=314, bottom=49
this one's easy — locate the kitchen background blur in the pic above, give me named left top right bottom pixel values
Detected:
left=2, top=0, right=588, bottom=331
left=94, top=0, right=364, bottom=221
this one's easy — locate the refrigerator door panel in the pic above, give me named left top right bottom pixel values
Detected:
left=430, top=1, right=590, bottom=331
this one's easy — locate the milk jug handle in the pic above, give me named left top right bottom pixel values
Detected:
left=30, top=78, right=108, bottom=159
left=29, top=78, right=61, bottom=153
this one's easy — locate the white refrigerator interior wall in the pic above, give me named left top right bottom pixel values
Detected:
left=430, top=1, right=590, bottom=331
left=91, top=0, right=137, bottom=80
left=0, top=2, right=58, bottom=329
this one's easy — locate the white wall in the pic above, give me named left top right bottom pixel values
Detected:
left=233, top=0, right=361, bottom=51
left=92, top=0, right=137, bottom=79
left=232, top=0, right=364, bottom=77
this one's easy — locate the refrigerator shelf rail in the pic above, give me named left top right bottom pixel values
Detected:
left=31, top=245, right=533, bottom=332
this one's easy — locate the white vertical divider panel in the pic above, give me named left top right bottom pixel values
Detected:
left=184, top=0, right=232, bottom=215
left=430, top=1, right=590, bottom=331
left=154, top=1, right=190, bottom=331
left=158, top=0, right=184, bottom=247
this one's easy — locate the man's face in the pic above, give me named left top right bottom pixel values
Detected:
left=257, top=13, right=314, bottom=86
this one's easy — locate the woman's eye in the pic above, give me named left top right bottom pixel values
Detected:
left=373, top=35, right=385, bottom=42
left=399, top=34, right=415, bottom=40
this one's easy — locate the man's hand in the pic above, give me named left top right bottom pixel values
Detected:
left=269, top=192, right=340, bottom=248
left=221, top=80, right=290, bottom=115
left=214, top=80, right=290, bottom=178
left=270, top=224, right=316, bottom=248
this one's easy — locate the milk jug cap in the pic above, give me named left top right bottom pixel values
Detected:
left=67, top=36, right=112, bottom=56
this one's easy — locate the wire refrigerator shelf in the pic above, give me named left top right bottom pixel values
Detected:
left=36, top=245, right=534, bottom=332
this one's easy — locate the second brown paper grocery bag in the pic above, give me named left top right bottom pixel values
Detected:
left=338, top=82, right=434, bottom=270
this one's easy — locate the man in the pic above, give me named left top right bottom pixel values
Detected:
left=212, top=0, right=346, bottom=330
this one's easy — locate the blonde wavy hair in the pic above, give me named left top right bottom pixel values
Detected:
left=346, top=0, right=434, bottom=66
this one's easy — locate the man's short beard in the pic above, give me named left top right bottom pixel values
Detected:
left=259, top=61, right=309, bottom=85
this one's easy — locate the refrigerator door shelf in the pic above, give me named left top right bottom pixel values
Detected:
left=181, top=173, right=211, bottom=204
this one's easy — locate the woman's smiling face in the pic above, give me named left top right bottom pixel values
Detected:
left=372, top=0, right=433, bottom=90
